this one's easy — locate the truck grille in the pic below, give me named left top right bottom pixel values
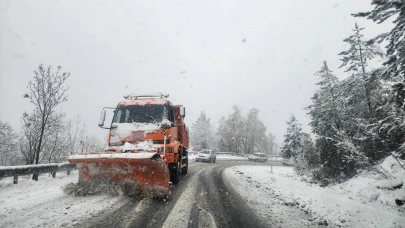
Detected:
left=153, top=139, right=170, bottom=144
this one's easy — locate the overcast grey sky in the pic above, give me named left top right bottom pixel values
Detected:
left=0, top=0, right=392, bottom=143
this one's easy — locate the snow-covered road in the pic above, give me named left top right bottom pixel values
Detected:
left=4, top=160, right=400, bottom=228
left=0, top=160, right=286, bottom=228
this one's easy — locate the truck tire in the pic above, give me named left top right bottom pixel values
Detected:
left=170, top=155, right=181, bottom=184
left=181, top=149, right=188, bottom=175
left=181, top=157, right=188, bottom=175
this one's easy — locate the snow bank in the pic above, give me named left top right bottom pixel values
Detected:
left=375, top=178, right=403, bottom=190
left=0, top=171, right=129, bottom=228
left=188, top=153, right=247, bottom=162
left=216, top=154, right=247, bottom=161
left=329, top=155, right=405, bottom=208
left=224, top=165, right=405, bottom=228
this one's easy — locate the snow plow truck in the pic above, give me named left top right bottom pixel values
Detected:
left=68, top=93, right=189, bottom=197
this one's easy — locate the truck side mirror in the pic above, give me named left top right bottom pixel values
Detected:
left=180, top=107, right=186, bottom=117
left=98, top=109, right=106, bottom=127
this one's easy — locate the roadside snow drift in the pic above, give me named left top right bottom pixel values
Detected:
left=0, top=171, right=130, bottom=228
left=216, top=154, right=247, bottom=161
left=188, top=153, right=248, bottom=161
left=224, top=165, right=405, bottom=228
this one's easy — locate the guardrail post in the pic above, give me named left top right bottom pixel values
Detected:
left=13, top=175, right=18, bottom=184
left=51, top=172, right=56, bottom=178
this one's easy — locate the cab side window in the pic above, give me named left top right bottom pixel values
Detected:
left=169, top=106, right=175, bottom=122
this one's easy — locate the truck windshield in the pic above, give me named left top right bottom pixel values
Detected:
left=113, top=105, right=165, bottom=124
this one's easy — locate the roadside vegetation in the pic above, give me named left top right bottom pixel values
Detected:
left=280, top=1, right=405, bottom=185
left=190, top=108, right=278, bottom=155
left=0, top=65, right=105, bottom=168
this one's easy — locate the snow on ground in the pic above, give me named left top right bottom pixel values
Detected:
left=188, top=153, right=248, bottom=161
left=216, top=154, right=247, bottom=161
left=188, top=153, right=197, bottom=161
left=0, top=171, right=130, bottom=228
left=224, top=163, right=405, bottom=228
left=329, top=156, right=405, bottom=208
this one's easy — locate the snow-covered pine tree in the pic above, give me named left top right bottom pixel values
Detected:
left=294, top=133, right=317, bottom=174
left=280, top=115, right=304, bottom=159
left=308, top=61, right=362, bottom=182
left=354, top=1, right=405, bottom=159
left=190, top=111, right=215, bottom=150
left=354, top=0, right=405, bottom=81
left=281, top=115, right=316, bottom=173
left=308, top=61, right=341, bottom=137
left=339, top=23, right=384, bottom=115
left=338, top=24, right=388, bottom=161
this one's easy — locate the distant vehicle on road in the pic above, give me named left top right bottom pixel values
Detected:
left=248, top=153, right=268, bottom=162
left=196, top=149, right=216, bottom=163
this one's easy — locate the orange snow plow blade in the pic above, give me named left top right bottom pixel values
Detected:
left=67, top=153, right=171, bottom=197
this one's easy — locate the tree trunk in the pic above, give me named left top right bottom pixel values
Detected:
left=32, top=118, right=46, bottom=181
left=358, top=39, right=372, bottom=115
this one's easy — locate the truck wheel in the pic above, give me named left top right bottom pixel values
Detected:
left=170, top=156, right=181, bottom=184
left=181, top=158, right=188, bottom=175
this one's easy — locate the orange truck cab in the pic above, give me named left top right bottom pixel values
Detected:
left=98, top=92, right=189, bottom=184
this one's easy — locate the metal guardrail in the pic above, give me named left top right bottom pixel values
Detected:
left=0, top=163, right=77, bottom=184
left=282, top=159, right=294, bottom=166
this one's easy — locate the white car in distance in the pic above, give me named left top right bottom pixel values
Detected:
left=195, top=149, right=216, bottom=163
left=248, top=153, right=268, bottom=162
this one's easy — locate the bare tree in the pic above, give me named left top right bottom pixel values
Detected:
left=24, top=64, right=70, bottom=180
left=268, top=133, right=279, bottom=155
left=216, top=106, right=275, bottom=154
left=243, top=108, right=267, bottom=154
left=65, top=117, right=85, bottom=155
left=39, top=113, right=65, bottom=163
left=81, top=135, right=106, bottom=153
left=20, top=110, right=65, bottom=165
left=20, top=111, right=41, bottom=165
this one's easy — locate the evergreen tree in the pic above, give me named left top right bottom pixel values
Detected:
left=280, top=115, right=305, bottom=159
left=354, top=1, right=405, bottom=159
left=354, top=0, right=405, bottom=80
left=308, top=62, right=362, bottom=182
left=294, top=133, right=317, bottom=174
left=339, top=23, right=384, bottom=114
left=308, top=61, right=341, bottom=137
left=190, top=111, right=215, bottom=150
left=338, top=24, right=387, bottom=161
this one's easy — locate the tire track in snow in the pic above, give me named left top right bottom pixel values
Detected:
left=191, top=164, right=266, bottom=228
left=128, top=162, right=207, bottom=228
left=161, top=168, right=204, bottom=228
left=78, top=161, right=208, bottom=228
